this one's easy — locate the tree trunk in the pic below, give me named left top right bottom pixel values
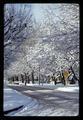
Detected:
left=27, top=76, right=30, bottom=83
left=70, top=66, right=78, bottom=81
left=38, top=66, right=40, bottom=85
left=32, top=70, right=34, bottom=84
left=21, top=74, right=24, bottom=83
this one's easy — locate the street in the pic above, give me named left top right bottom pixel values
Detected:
left=8, top=84, right=79, bottom=116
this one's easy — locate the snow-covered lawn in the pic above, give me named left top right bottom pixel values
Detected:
left=18, top=82, right=79, bottom=93
left=4, top=86, right=38, bottom=116
left=56, top=85, right=79, bottom=92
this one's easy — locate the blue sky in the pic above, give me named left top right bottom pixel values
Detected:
left=31, top=4, right=45, bottom=23
left=31, top=4, right=62, bottom=23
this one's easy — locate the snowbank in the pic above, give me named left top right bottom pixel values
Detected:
left=56, top=86, right=79, bottom=92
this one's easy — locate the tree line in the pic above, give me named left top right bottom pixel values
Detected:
left=4, top=4, right=79, bottom=82
left=8, top=66, right=79, bottom=86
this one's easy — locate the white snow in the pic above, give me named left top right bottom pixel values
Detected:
left=56, top=86, right=79, bottom=92
left=4, top=87, right=38, bottom=114
left=4, top=83, right=79, bottom=116
left=8, top=82, right=79, bottom=93
left=25, top=83, right=79, bottom=92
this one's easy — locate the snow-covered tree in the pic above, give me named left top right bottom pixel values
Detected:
left=4, top=4, right=33, bottom=69
left=38, top=4, right=79, bottom=78
left=4, top=4, right=79, bottom=83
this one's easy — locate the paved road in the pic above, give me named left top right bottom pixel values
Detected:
left=8, top=85, right=79, bottom=116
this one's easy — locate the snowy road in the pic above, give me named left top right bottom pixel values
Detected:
left=7, top=84, right=79, bottom=116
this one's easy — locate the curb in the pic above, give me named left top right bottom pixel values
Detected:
left=4, top=105, right=23, bottom=115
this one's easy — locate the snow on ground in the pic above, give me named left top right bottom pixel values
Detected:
left=8, top=81, right=79, bottom=93
left=56, top=85, right=79, bottom=92
left=4, top=86, right=39, bottom=116
left=4, top=82, right=79, bottom=116
left=19, top=82, right=79, bottom=93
